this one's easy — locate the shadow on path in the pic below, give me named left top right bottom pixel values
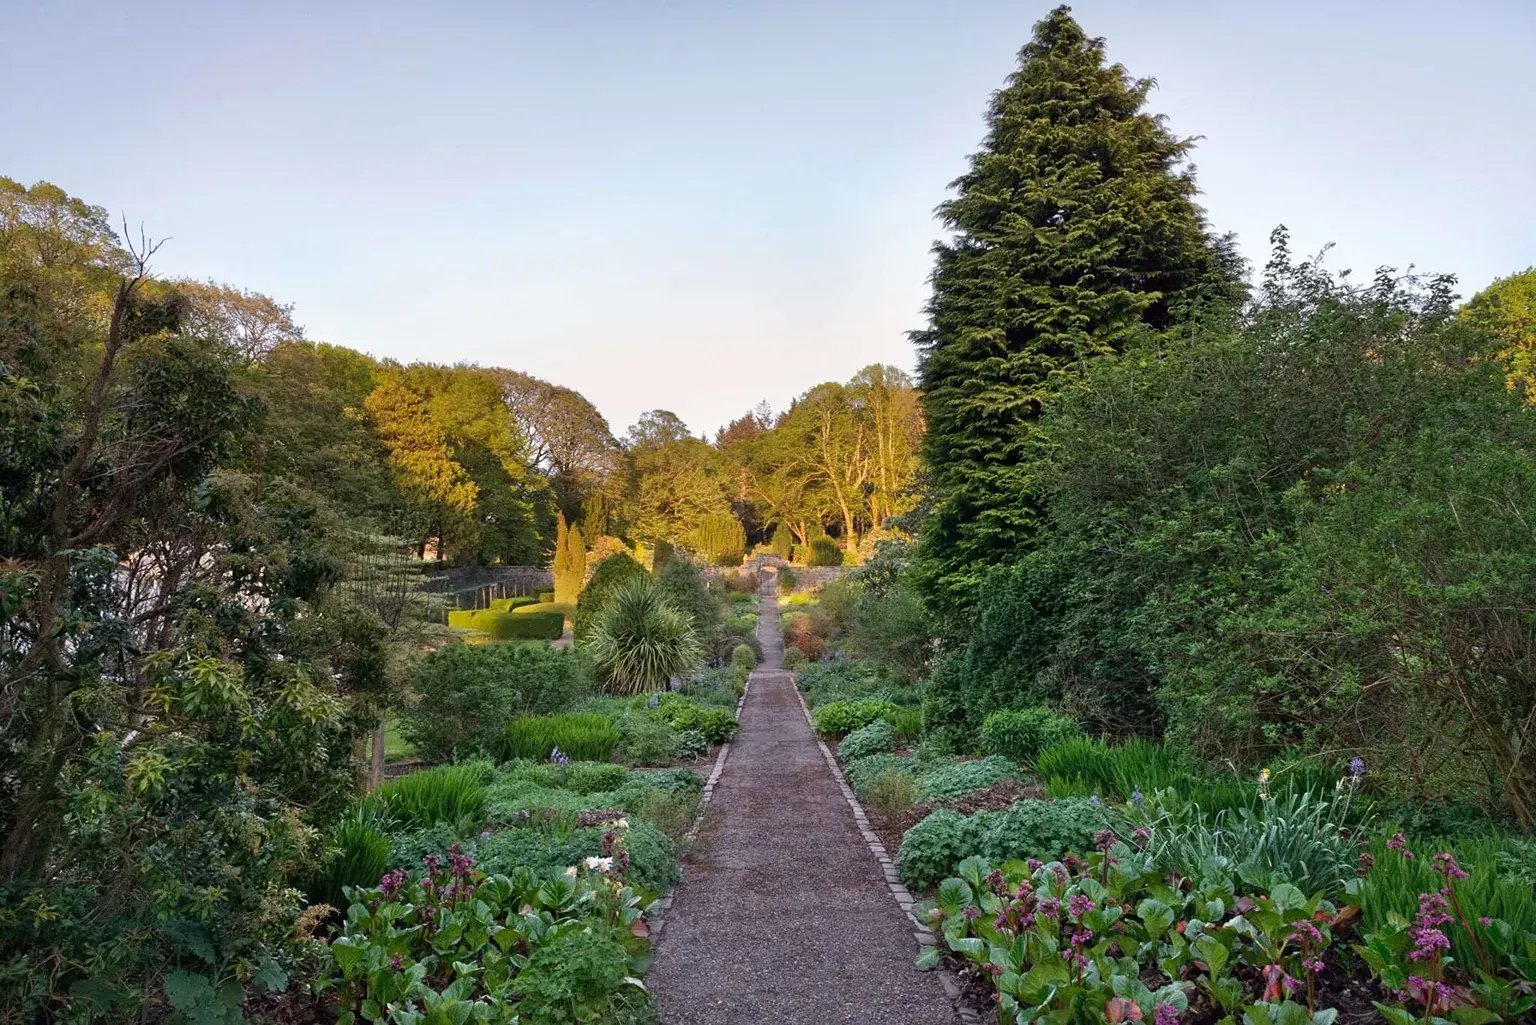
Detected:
left=649, top=583, right=957, bottom=1024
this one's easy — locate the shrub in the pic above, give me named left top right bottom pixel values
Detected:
left=975, top=797, right=1107, bottom=864
left=405, top=643, right=585, bottom=762
left=673, top=729, right=708, bottom=760
left=811, top=698, right=902, bottom=739
left=622, top=767, right=704, bottom=797
left=488, top=595, right=539, bottom=612
left=918, top=756, right=1021, bottom=802
left=504, top=713, right=620, bottom=762
left=864, top=770, right=920, bottom=820
left=690, top=513, right=747, bottom=566
left=808, top=536, right=844, bottom=567
left=370, top=763, right=491, bottom=830
left=614, top=714, right=678, bottom=767
left=656, top=557, right=717, bottom=645
left=552, top=512, right=586, bottom=603
left=650, top=694, right=737, bottom=745
left=538, top=591, right=555, bottom=603
left=838, top=719, right=895, bottom=761
left=782, top=647, right=806, bottom=671
left=979, top=707, right=1082, bottom=766
left=770, top=522, right=793, bottom=559
left=573, top=551, right=647, bottom=641
left=501, top=610, right=565, bottom=640
left=730, top=643, right=756, bottom=673
left=503, top=760, right=630, bottom=796
left=589, top=578, right=702, bottom=694
left=639, top=788, right=700, bottom=840
left=514, top=601, right=575, bottom=620
left=898, top=809, right=982, bottom=890
left=845, top=753, right=916, bottom=796
left=796, top=659, right=882, bottom=706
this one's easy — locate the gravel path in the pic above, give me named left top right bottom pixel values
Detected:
left=649, top=582, right=958, bottom=1024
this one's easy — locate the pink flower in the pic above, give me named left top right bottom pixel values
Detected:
left=1153, top=1003, right=1180, bottom=1025
left=1386, top=833, right=1414, bottom=859
left=1431, top=852, right=1468, bottom=881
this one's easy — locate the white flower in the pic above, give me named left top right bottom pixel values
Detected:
left=563, top=865, right=577, bottom=878
left=613, top=818, right=629, bottom=830
left=584, top=856, right=615, bottom=874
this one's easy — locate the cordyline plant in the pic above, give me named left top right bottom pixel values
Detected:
left=588, top=577, right=701, bottom=695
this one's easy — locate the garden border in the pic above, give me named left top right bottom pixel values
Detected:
left=793, top=687, right=982, bottom=1024
left=647, top=674, right=751, bottom=937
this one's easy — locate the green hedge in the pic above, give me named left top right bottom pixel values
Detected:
left=537, top=591, right=555, bottom=603
left=487, top=596, right=539, bottom=612
left=504, top=713, right=620, bottom=762
left=514, top=601, right=575, bottom=621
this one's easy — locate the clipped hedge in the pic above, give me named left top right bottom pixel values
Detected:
left=514, top=601, right=575, bottom=621
left=448, top=608, right=563, bottom=640
left=487, top=595, right=539, bottom=612
left=504, top=713, right=620, bottom=762
left=538, top=591, right=555, bottom=603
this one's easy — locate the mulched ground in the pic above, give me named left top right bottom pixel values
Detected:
left=648, top=593, right=959, bottom=1025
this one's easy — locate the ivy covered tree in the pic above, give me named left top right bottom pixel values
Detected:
left=913, top=5, right=1241, bottom=617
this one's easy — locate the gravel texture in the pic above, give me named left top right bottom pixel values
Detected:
left=649, top=586, right=959, bottom=1024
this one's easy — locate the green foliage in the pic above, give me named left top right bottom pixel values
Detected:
left=448, top=608, right=564, bottom=641
left=369, top=763, right=492, bottom=831
left=487, top=595, right=539, bottom=612
left=914, top=5, right=1241, bottom=618
left=807, top=536, right=844, bottom=567
left=501, top=760, right=630, bottom=796
left=845, top=753, right=918, bottom=797
left=513, top=600, right=574, bottom=619
left=589, top=578, right=703, bottom=694
left=1462, top=266, right=1536, bottom=402
left=918, top=846, right=1345, bottom=1024
left=504, top=713, right=620, bottom=762
left=1124, top=787, right=1365, bottom=897
left=404, top=643, right=585, bottom=762
left=864, top=770, right=920, bottom=820
left=898, top=797, right=1108, bottom=890
left=898, top=810, right=984, bottom=891
left=770, top=522, right=794, bottom=559
left=1036, top=737, right=1193, bottom=799
left=884, top=707, right=923, bottom=743
left=917, top=756, right=1021, bottom=802
left=314, top=852, right=651, bottom=1024
left=690, top=512, right=747, bottom=566
left=307, top=804, right=393, bottom=912
left=729, top=643, right=756, bottom=673
left=551, top=512, right=586, bottom=604
left=644, top=693, right=738, bottom=745
left=573, top=552, right=647, bottom=642
left=811, top=698, right=902, bottom=739
left=838, top=719, right=896, bottom=761
left=978, top=707, right=1081, bottom=766
left=614, top=715, right=679, bottom=767
left=655, top=556, right=717, bottom=651
left=932, top=234, right=1536, bottom=827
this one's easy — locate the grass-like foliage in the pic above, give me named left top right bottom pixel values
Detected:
left=589, top=578, right=702, bottom=694
left=980, top=707, right=1081, bottom=766
left=369, top=762, right=492, bottom=831
left=1037, top=737, right=1193, bottom=798
left=504, top=713, right=621, bottom=762
left=306, top=803, right=392, bottom=912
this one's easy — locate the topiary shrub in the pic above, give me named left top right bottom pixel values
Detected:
left=845, top=753, right=916, bottom=796
left=499, top=610, right=565, bottom=640
left=838, top=719, right=895, bottom=761
left=655, top=557, right=716, bottom=647
left=979, top=707, right=1082, bottom=766
left=730, top=643, right=756, bottom=674
left=811, top=699, right=902, bottom=739
left=404, top=643, right=586, bottom=762
left=589, top=578, right=702, bottom=694
left=487, top=595, right=539, bottom=612
left=513, top=601, right=575, bottom=621
left=538, top=591, right=555, bottom=603
left=808, top=536, right=844, bottom=567
left=503, top=713, right=620, bottom=762
left=770, top=522, right=793, bottom=560
left=690, top=513, right=747, bottom=566
left=975, top=797, right=1108, bottom=865
left=573, top=552, right=647, bottom=642
left=917, top=756, right=1021, bottom=802
left=897, top=809, right=983, bottom=891
left=551, top=512, right=586, bottom=604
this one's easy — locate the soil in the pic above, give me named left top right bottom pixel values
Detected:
left=647, top=588, right=959, bottom=1024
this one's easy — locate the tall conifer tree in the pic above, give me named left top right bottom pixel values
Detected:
left=914, top=6, right=1240, bottom=617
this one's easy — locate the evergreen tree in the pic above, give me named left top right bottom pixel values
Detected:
left=551, top=511, right=586, bottom=603
left=913, top=5, right=1241, bottom=617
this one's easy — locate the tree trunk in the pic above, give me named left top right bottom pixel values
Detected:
left=369, top=709, right=388, bottom=790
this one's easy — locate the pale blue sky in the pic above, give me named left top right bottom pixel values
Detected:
left=4, top=1, right=1533, bottom=435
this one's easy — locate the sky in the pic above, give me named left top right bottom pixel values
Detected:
left=4, top=1, right=1533, bottom=437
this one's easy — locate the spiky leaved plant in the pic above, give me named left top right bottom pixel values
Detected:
left=589, top=577, right=702, bottom=695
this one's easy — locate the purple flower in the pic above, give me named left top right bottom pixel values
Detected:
left=1348, top=756, right=1366, bottom=779
left=1089, top=794, right=1101, bottom=807
left=1289, top=919, right=1324, bottom=945
left=1068, top=894, right=1096, bottom=918
left=1304, top=958, right=1326, bottom=975
left=389, top=955, right=403, bottom=971
left=1131, top=787, right=1146, bottom=807
left=378, top=869, right=409, bottom=896
left=962, top=906, right=981, bottom=921
left=1478, top=915, right=1492, bottom=927
left=1153, top=1003, right=1180, bottom=1025
left=1386, top=833, right=1414, bottom=858
left=1038, top=897, right=1062, bottom=919
left=549, top=746, right=570, bottom=765
left=1093, top=829, right=1117, bottom=852
left=1431, top=852, right=1469, bottom=881
left=1027, top=858, right=1044, bottom=871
